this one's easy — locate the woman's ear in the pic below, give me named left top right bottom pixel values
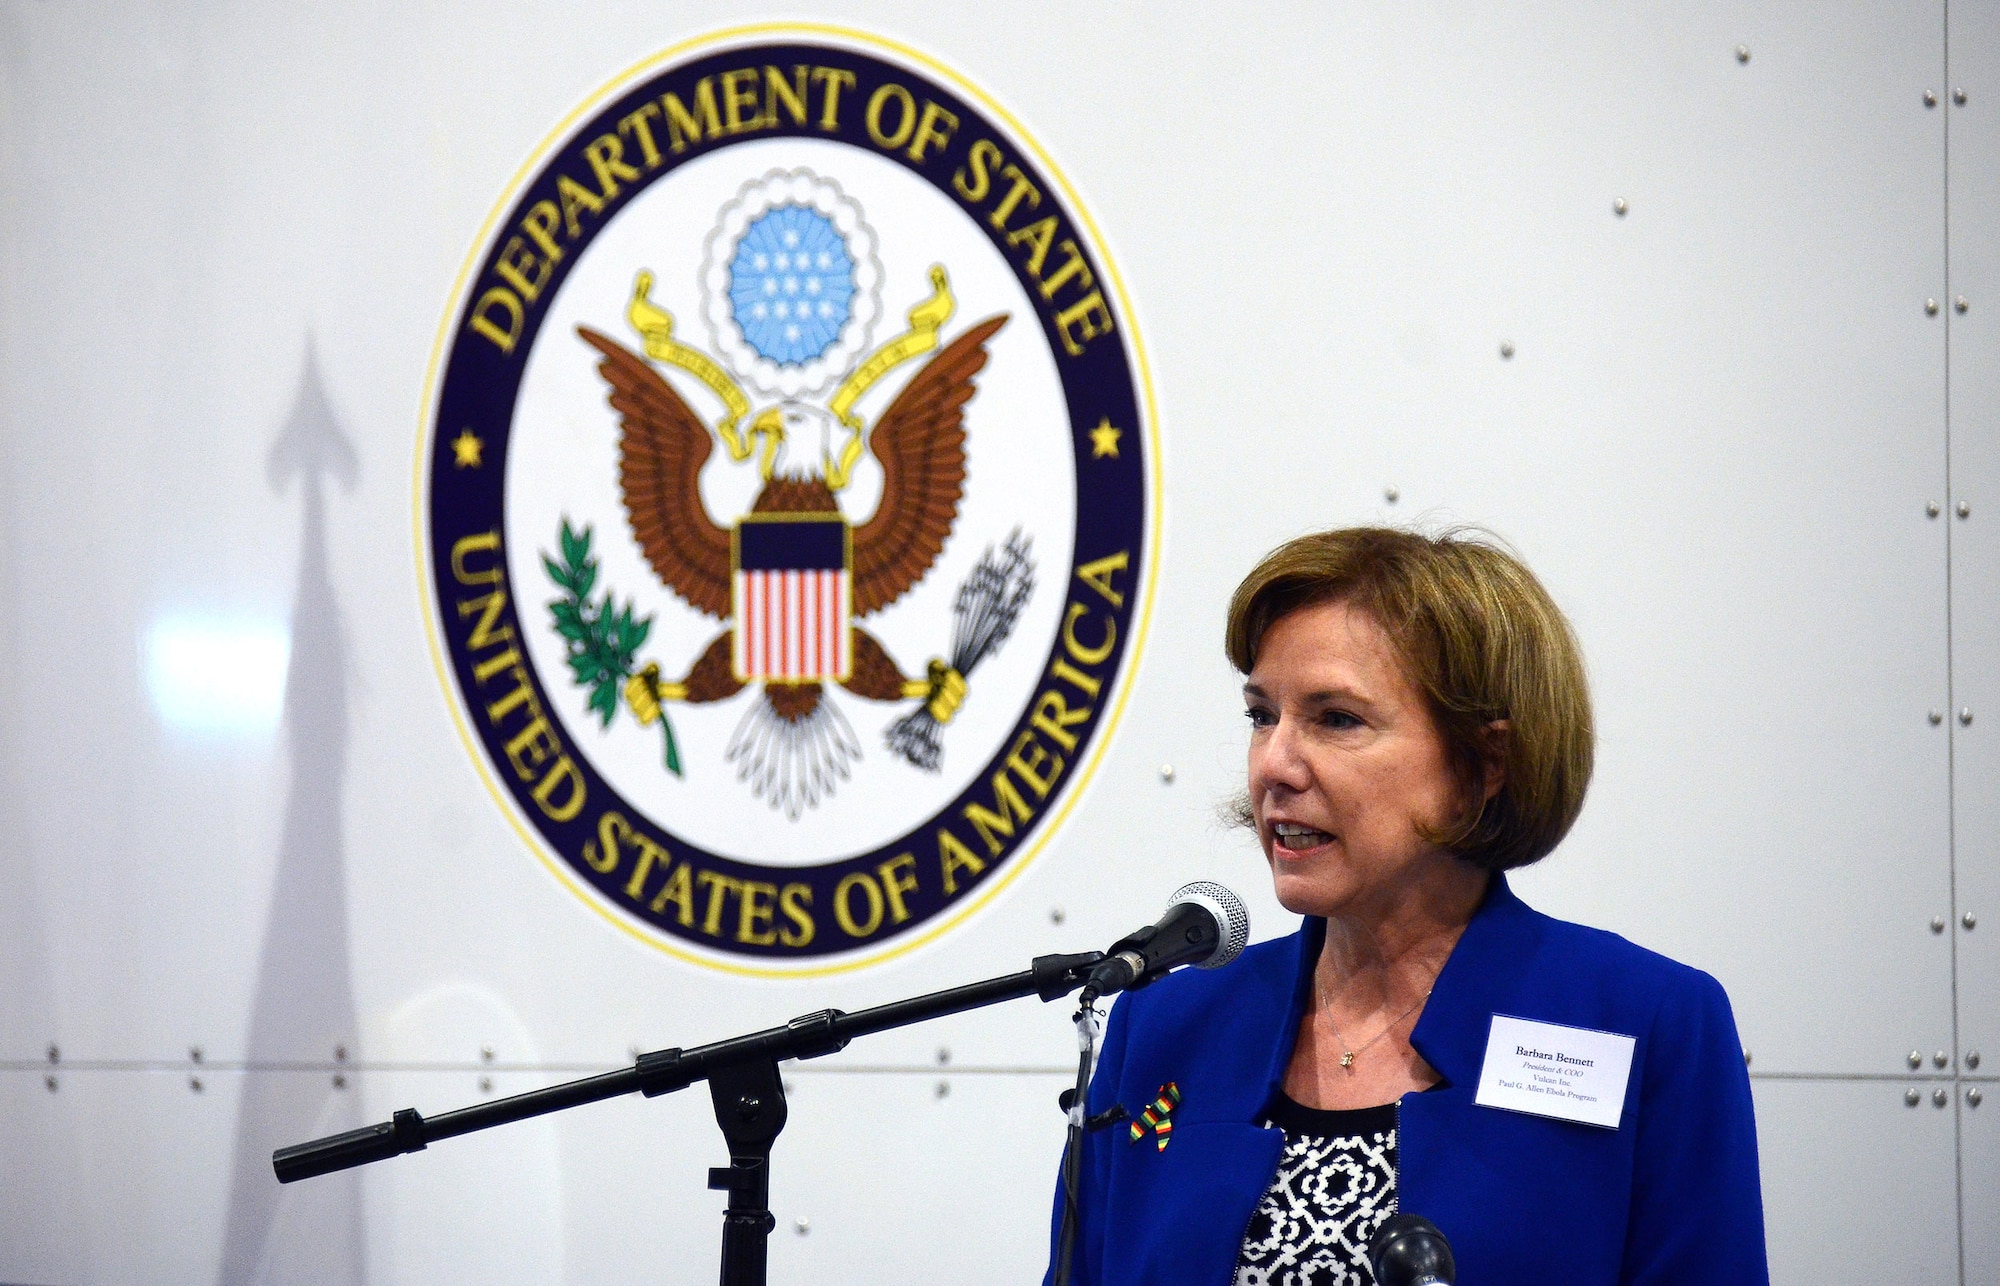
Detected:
left=1479, top=720, right=1511, bottom=803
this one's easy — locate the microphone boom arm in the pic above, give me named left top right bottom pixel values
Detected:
left=273, top=949, right=1105, bottom=1184
left=272, top=950, right=1104, bottom=1286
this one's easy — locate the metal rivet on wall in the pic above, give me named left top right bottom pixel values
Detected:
left=1908, top=1050, right=1924, bottom=1069
left=1956, top=296, right=1970, bottom=313
left=1929, top=710, right=1944, bottom=726
left=1499, top=341, right=1515, bottom=359
left=189, top=1046, right=203, bottom=1065
left=334, top=1045, right=348, bottom=1063
left=1925, top=89, right=1938, bottom=107
left=1957, top=501, right=1971, bottom=518
left=1933, top=1088, right=1949, bottom=1108
left=332, top=1074, right=347, bottom=1090
left=1971, top=1088, right=1985, bottom=1108
left=1933, top=915, right=1948, bottom=932
left=1384, top=485, right=1400, bottom=504
left=1160, top=764, right=1175, bottom=783
left=1905, top=1087, right=1922, bottom=1107
left=1613, top=197, right=1629, bottom=217
left=46, top=1044, right=59, bottom=1065
left=1955, top=88, right=1968, bottom=106
left=1965, top=912, right=1978, bottom=930
left=794, top=1216, right=812, bottom=1236
left=1742, top=1049, right=1751, bottom=1067
left=936, top=1046, right=952, bottom=1066
left=44, top=1075, right=57, bottom=1093
left=480, top=1046, right=495, bottom=1063
left=935, top=1080, right=951, bottom=1100
left=1050, top=906, right=1065, bottom=925
left=1926, top=298, right=1940, bottom=315
left=1934, top=1051, right=1949, bottom=1069
left=1968, top=1052, right=1982, bottom=1070
left=1927, top=500, right=1941, bottom=517
left=479, top=1076, right=494, bottom=1094
left=1961, top=708, right=1974, bottom=725
left=1735, top=45, right=1751, bottom=63
left=190, top=1076, right=204, bottom=1094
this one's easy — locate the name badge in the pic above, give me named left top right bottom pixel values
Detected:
left=1473, top=1014, right=1636, bottom=1129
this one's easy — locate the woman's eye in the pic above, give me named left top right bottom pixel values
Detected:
left=1320, top=709, right=1361, bottom=730
left=1243, top=706, right=1275, bottom=728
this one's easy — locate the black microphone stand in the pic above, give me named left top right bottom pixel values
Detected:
left=273, top=950, right=1104, bottom=1286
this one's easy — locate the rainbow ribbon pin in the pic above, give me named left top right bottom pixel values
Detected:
left=1128, top=1082, right=1181, bottom=1151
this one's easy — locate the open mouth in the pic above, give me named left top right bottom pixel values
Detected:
left=1271, top=822, right=1333, bottom=851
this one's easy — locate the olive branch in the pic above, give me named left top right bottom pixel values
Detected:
left=543, top=518, right=682, bottom=775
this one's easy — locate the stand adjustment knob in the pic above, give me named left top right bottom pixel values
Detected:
left=785, top=1009, right=851, bottom=1060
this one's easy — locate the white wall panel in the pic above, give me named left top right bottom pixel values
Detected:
left=27, top=1070, right=245, bottom=1285
left=1950, top=0, right=2000, bottom=1080
left=1755, top=1079, right=1960, bottom=1285
left=0, top=0, right=1987, bottom=1280
left=772, top=1071, right=1069, bottom=1282
left=0, top=1071, right=88, bottom=1285
left=366, top=1067, right=567, bottom=1285
left=1966, top=1081, right=2000, bottom=1285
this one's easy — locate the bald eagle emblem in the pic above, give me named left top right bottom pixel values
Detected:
left=550, top=169, right=1034, bottom=819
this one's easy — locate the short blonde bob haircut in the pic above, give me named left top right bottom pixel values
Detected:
left=1226, top=526, right=1594, bottom=872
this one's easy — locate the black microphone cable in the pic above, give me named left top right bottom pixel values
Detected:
left=1052, top=994, right=1099, bottom=1286
left=1053, top=882, right=1249, bottom=1284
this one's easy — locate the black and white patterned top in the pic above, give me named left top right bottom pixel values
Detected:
left=1232, top=1095, right=1398, bottom=1286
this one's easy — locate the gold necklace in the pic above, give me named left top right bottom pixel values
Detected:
left=1317, top=979, right=1434, bottom=1071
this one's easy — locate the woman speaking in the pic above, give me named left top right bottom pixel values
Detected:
left=1048, top=528, right=1767, bottom=1284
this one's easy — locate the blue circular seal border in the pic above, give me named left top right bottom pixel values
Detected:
left=421, top=28, right=1155, bottom=974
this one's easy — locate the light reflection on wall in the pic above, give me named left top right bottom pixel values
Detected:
left=143, top=617, right=290, bottom=735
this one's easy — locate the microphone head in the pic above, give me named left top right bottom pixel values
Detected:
left=1368, top=1212, right=1456, bottom=1286
left=1165, top=881, right=1250, bottom=969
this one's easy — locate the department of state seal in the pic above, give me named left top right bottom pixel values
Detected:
left=420, top=25, right=1157, bottom=975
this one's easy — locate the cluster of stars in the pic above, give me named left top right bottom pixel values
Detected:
left=745, top=236, right=843, bottom=337
left=729, top=210, right=855, bottom=364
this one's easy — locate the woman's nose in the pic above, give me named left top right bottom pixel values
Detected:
left=1251, top=717, right=1312, bottom=793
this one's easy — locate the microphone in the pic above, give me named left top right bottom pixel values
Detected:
left=1081, top=881, right=1249, bottom=999
left=1368, top=1213, right=1456, bottom=1286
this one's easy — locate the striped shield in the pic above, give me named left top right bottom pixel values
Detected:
left=732, top=515, right=852, bottom=682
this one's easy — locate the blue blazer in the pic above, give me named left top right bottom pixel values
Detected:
left=1046, top=876, right=1768, bottom=1284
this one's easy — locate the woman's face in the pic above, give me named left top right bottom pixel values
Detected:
left=1243, top=599, right=1475, bottom=920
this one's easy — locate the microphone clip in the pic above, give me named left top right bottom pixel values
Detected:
left=1032, top=950, right=1107, bottom=1001
left=1055, top=1088, right=1128, bottom=1133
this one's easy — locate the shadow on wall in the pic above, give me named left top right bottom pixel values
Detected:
left=216, top=338, right=367, bottom=1285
